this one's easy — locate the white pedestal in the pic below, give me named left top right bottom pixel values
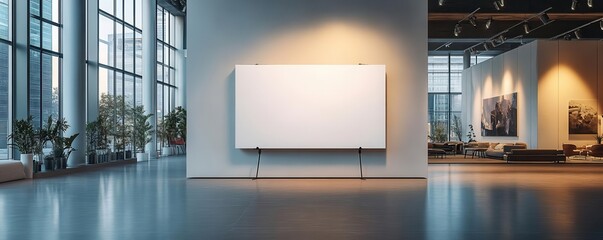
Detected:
left=20, top=154, right=34, bottom=179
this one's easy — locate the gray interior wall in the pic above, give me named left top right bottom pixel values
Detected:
left=187, top=0, right=428, bottom=178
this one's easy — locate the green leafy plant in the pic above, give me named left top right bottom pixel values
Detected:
left=41, top=116, right=79, bottom=160
left=130, top=106, right=154, bottom=153
left=7, top=116, right=36, bottom=154
left=429, top=122, right=448, bottom=143
left=99, top=94, right=128, bottom=151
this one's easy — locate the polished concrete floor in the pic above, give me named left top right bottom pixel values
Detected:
left=2, top=157, right=603, bottom=239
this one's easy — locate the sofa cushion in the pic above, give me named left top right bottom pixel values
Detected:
left=494, top=143, right=505, bottom=150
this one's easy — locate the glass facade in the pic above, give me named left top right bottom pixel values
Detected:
left=0, top=1, right=184, bottom=163
left=99, top=0, right=143, bottom=158
left=156, top=6, right=177, bottom=148
left=29, top=0, right=61, bottom=127
left=0, top=0, right=9, bottom=159
left=428, top=55, right=490, bottom=141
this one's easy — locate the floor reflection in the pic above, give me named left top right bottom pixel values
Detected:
left=2, top=158, right=603, bottom=239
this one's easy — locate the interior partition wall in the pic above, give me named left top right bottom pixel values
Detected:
left=188, top=0, right=428, bottom=178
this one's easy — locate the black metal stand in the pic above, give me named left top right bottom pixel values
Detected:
left=358, top=147, right=365, bottom=180
left=253, top=147, right=262, bottom=180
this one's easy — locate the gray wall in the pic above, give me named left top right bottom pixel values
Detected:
left=187, top=0, right=428, bottom=178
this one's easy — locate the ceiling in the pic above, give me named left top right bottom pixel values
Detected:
left=428, top=0, right=603, bottom=56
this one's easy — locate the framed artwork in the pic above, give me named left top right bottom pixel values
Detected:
left=481, top=92, right=517, bottom=136
left=568, top=99, right=598, bottom=134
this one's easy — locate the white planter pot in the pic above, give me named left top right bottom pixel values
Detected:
left=162, top=147, right=172, bottom=156
left=136, top=152, right=147, bottom=162
left=20, top=153, right=34, bottom=179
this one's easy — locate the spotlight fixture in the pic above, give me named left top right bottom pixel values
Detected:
left=564, top=34, right=572, bottom=40
left=454, top=24, right=462, bottom=37
left=468, top=15, right=477, bottom=27
left=483, top=43, right=489, bottom=51
left=523, top=23, right=530, bottom=34
left=493, top=1, right=501, bottom=10
left=539, top=13, right=551, bottom=24
left=587, top=0, right=593, bottom=7
left=574, top=29, right=582, bottom=39
left=438, top=0, right=444, bottom=6
left=498, top=0, right=505, bottom=7
left=469, top=48, right=476, bottom=55
left=571, top=0, right=578, bottom=10
left=485, top=17, right=492, bottom=29
left=601, top=19, right=603, bottom=30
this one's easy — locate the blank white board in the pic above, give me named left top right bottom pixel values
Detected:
left=235, top=65, right=386, bottom=149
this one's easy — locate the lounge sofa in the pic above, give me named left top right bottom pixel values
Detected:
left=429, top=141, right=463, bottom=155
left=0, top=161, right=26, bottom=183
left=505, top=149, right=566, bottom=163
left=485, top=142, right=527, bottom=159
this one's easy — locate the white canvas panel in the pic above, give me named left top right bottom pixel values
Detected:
left=235, top=65, right=386, bottom=149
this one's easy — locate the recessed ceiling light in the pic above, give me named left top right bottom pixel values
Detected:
left=438, top=0, right=444, bottom=6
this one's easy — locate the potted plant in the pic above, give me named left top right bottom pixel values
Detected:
left=41, top=116, right=79, bottom=170
left=86, top=120, right=101, bottom=164
left=7, top=116, right=36, bottom=178
left=174, top=107, right=186, bottom=154
left=159, top=110, right=178, bottom=156
left=130, top=106, right=153, bottom=161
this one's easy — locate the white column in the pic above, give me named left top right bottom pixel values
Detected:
left=12, top=0, right=28, bottom=160
left=175, top=16, right=186, bottom=108
left=143, top=0, right=158, bottom=158
left=62, top=0, right=87, bottom=167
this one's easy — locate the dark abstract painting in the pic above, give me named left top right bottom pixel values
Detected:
left=481, top=92, right=517, bottom=136
left=568, top=99, right=597, bottom=134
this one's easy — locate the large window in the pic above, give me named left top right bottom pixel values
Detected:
left=99, top=0, right=143, bottom=158
left=29, top=0, right=61, bottom=127
left=0, top=0, right=10, bottom=159
left=156, top=6, right=177, bottom=147
left=428, top=55, right=490, bottom=142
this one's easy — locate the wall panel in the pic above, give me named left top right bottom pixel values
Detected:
left=187, top=0, right=427, bottom=178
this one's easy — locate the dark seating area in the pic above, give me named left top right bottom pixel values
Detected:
left=505, top=149, right=566, bottom=163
